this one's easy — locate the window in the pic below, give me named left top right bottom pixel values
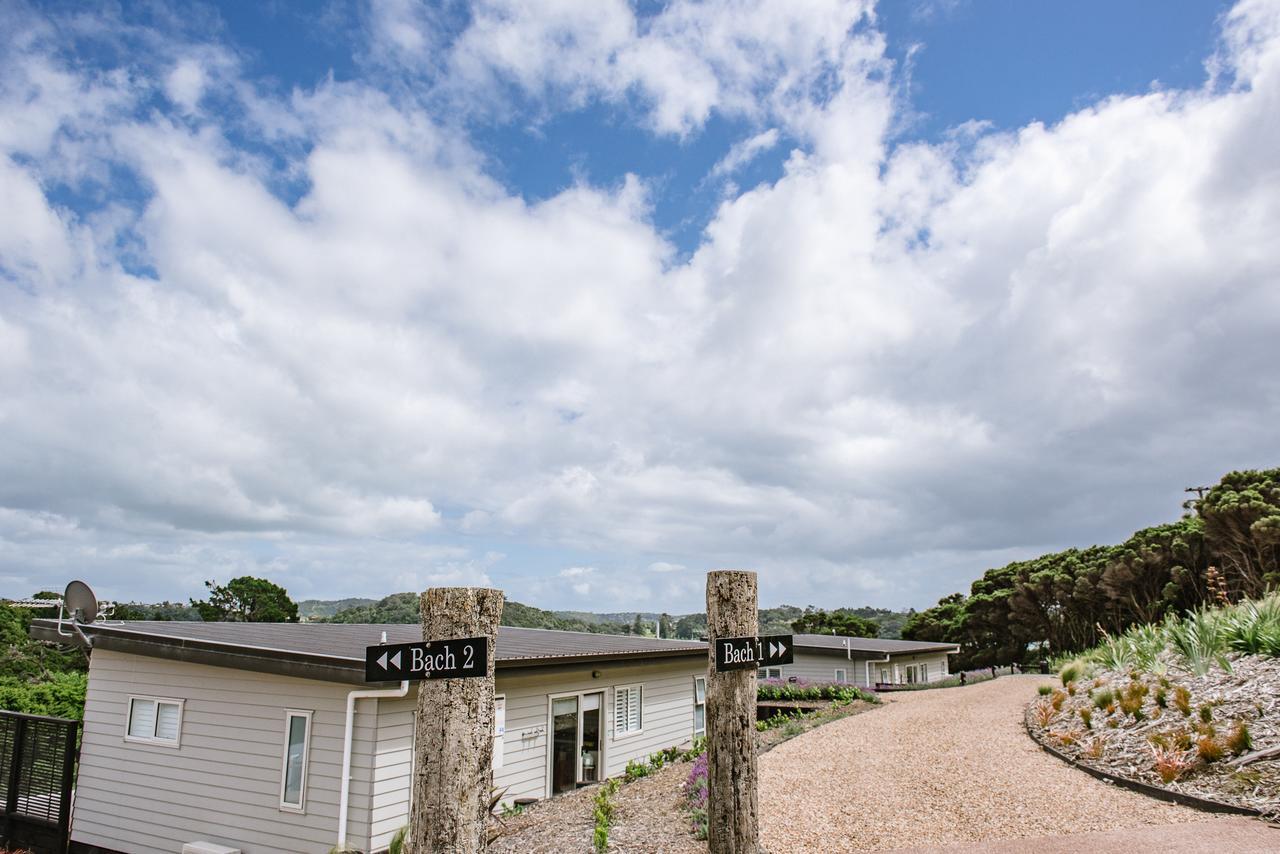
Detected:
left=279, top=710, right=313, bottom=812
left=834, top=669, right=848, bottom=684
left=614, top=685, right=642, bottom=736
left=758, top=667, right=782, bottom=680
left=921, top=663, right=929, bottom=682
left=692, top=677, right=706, bottom=737
left=125, top=697, right=183, bottom=746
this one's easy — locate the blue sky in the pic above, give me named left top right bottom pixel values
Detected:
left=1, top=0, right=1277, bottom=614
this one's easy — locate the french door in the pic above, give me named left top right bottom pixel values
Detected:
left=549, top=691, right=604, bottom=794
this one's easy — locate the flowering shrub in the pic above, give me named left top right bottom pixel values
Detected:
left=756, top=678, right=878, bottom=704
left=682, top=752, right=709, bottom=839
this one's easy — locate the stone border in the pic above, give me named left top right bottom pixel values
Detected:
left=1023, top=711, right=1262, bottom=818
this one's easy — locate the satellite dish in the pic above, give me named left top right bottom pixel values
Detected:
left=64, top=580, right=99, bottom=623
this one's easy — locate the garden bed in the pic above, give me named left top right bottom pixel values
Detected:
left=1026, top=653, right=1280, bottom=819
left=491, top=697, right=879, bottom=851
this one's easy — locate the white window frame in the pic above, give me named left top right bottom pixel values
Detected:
left=758, top=667, right=782, bottom=680
left=692, top=676, right=706, bottom=738
left=278, top=709, right=314, bottom=813
left=614, top=685, right=643, bottom=738
left=493, top=694, right=506, bottom=770
left=834, top=668, right=848, bottom=684
left=124, top=696, right=184, bottom=747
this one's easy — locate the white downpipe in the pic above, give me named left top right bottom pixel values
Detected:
left=337, top=681, right=409, bottom=850
left=865, top=653, right=890, bottom=689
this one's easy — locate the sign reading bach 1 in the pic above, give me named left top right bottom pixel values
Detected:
left=365, top=637, right=489, bottom=682
left=713, top=634, right=794, bottom=673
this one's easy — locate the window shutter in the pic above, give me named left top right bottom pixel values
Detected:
left=628, top=688, right=641, bottom=731
left=155, top=703, right=180, bottom=741
left=129, top=699, right=155, bottom=738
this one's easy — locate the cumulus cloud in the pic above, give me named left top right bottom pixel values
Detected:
left=0, top=1, right=1277, bottom=611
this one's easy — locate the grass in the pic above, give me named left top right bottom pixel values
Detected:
left=1064, top=592, right=1280, bottom=681
left=1227, top=721, right=1253, bottom=755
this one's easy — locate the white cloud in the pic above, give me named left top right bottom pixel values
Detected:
left=709, top=128, right=782, bottom=179
left=0, top=1, right=1277, bottom=611
left=439, top=0, right=877, bottom=136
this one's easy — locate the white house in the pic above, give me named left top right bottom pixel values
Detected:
left=31, top=620, right=708, bottom=854
left=759, top=634, right=960, bottom=688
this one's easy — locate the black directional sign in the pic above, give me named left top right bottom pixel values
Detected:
left=713, top=634, right=794, bottom=673
left=364, top=637, right=489, bottom=682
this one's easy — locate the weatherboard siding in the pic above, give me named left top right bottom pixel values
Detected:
left=784, top=650, right=954, bottom=686
left=72, top=649, right=375, bottom=854
left=783, top=652, right=872, bottom=686
left=368, top=657, right=706, bottom=850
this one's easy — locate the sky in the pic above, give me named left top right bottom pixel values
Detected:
left=1, top=0, right=1277, bottom=615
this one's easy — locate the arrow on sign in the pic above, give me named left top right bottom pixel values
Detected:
left=377, top=651, right=388, bottom=670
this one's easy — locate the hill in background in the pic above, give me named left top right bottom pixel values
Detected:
left=316, top=595, right=911, bottom=639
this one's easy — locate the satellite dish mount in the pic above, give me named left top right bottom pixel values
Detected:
left=57, top=579, right=98, bottom=651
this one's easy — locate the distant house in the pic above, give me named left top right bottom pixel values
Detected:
left=761, top=633, right=959, bottom=687
left=31, top=620, right=708, bottom=854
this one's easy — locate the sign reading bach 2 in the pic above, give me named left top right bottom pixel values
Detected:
left=364, top=637, right=489, bottom=682
left=713, top=634, right=794, bottom=673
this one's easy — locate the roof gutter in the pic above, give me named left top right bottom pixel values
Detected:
left=29, top=621, right=707, bottom=684
left=337, top=680, right=409, bottom=851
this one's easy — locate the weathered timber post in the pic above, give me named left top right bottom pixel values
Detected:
left=408, top=587, right=503, bottom=854
left=706, top=569, right=759, bottom=854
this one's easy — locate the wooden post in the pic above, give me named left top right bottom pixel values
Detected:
left=706, top=570, right=759, bottom=854
left=408, top=587, right=504, bottom=854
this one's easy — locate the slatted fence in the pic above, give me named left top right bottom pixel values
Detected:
left=0, top=711, right=79, bottom=854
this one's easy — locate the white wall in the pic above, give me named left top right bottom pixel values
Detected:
left=777, top=650, right=955, bottom=687
left=71, top=649, right=373, bottom=854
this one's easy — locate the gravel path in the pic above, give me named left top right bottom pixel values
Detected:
left=759, top=676, right=1216, bottom=853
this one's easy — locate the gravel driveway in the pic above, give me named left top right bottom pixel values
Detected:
left=758, top=676, right=1216, bottom=852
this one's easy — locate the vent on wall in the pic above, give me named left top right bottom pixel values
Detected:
left=181, top=843, right=242, bottom=854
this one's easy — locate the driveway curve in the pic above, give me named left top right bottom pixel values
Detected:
left=758, top=675, right=1245, bottom=852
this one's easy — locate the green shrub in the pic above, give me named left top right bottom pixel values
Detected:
left=1173, top=686, right=1192, bottom=716
left=0, top=672, right=88, bottom=720
left=1037, top=685, right=1053, bottom=696
left=592, top=778, right=621, bottom=852
left=1060, top=663, right=1080, bottom=686
left=623, top=758, right=651, bottom=781
left=1227, top=721, right=1253, bottom=755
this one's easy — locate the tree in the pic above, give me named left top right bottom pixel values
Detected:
left=901, top=593, right=965, bottom=644
left=791, top=607, right=879, bottom=638
left=674, top=613, right=706, bottom=639
left=191, top=577, right=299, bottom=623
left=658, top=612, right=674, bottom=639
left=1196, top=467, right=1280, bottom=598
left=630, top=613, right=651, bottom=637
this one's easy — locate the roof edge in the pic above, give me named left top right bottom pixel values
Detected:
left=29, top=621, right=707, bottom=684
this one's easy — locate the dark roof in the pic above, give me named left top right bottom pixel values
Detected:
left=791, top=633, right=959, bottom=657
left=29, top=620, right=706, bottom=685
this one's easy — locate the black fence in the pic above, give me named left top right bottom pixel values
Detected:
left=0, top=711, right=79, bottom=854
